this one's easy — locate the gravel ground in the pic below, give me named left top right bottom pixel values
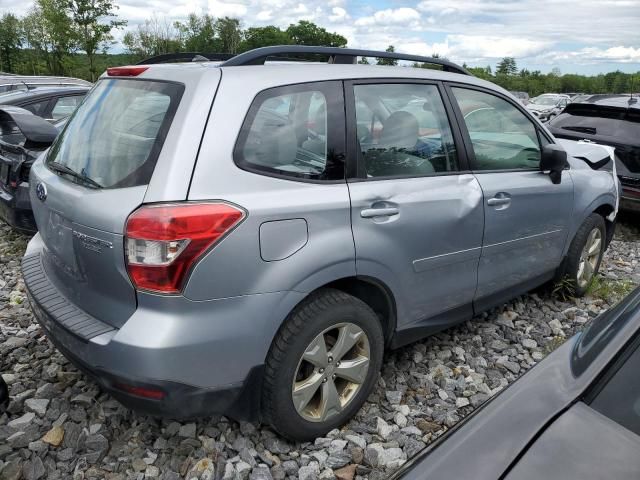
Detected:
left=1, top=216, right=640, bottom=480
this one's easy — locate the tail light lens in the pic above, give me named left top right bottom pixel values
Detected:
left=125, top=202, right=245, bottom=294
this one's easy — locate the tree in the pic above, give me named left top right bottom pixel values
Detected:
left=123, top=16, right=181, bottom=58
left=215, top=17, right=241, bottom=53
left=0, top=14, right=22, bottom=72
left=240, top=25, right=290, bottom=52
left=175, top=14, right=219, bottom=52
left=68, top=0, right=126, bottom=81
left=22, top=0, right=75, bottom=76
left=286, top=20, right=346, bottom=47
left=377, top=45, right=397, bottom=66
left=496, top=57, right=517, bottom=76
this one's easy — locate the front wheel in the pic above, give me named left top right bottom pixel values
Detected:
left=262, top=289, right=384, bottom=441
left=564, top=213, right=606, bottom=297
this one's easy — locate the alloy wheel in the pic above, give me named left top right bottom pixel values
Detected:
left=577, top=227, right=602, bottom=288
left=292, top=323, right=370, bottom=422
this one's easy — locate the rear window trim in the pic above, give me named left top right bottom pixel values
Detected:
left=46, top=77, right=185, bottom=190
left=233, top=80, right=347, bottom=184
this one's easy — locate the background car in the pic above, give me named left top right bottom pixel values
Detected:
left=393, top=286, right=640, bottom=480
left=526, top=93, right=570, bottom=121
left=509, top=91, right=530, bottom=105
left=0, top=86, right=89, bottom=123
left=547, top=94, right=639, bottom=212
left=0, top=106, right=60, bottom=232
left=0, top=75, right=91, bottom=94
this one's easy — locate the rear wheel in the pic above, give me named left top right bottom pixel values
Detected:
left=262, top=289, right=384, bottom=441
left=564, top=213, right=606, bottom=297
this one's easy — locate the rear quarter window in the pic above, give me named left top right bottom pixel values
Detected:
left=234, top=81, right=345, bottom=182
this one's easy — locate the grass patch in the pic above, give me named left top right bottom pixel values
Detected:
left=587, top=276, right=636, bottom=302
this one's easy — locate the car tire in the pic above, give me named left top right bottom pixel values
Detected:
left=262, top=288, right=384, bottom=441
left=564, top=213, right=606, bottom=297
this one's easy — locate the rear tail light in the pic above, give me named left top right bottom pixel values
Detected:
left=125, top=202, right=245, bottom=294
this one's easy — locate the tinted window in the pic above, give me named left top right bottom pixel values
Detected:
left=453, top=88, right=541, bottom=171
left=47, top=79, right=183, bottom=189
left=22, top=99, right=50, bottom=117
left=235, top=82, right=344, bottom=181
left=590, top=341, right=640, bottom=437
left=549, top=105, right=640, bottom=140
left=354, top=83, right=457, bottom=178
left=51, top=95, right=83, bottom=120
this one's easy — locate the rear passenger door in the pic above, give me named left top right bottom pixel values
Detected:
left=447, top=85, right=574, bottom=311
left=345, top=81, right=484, bottom=331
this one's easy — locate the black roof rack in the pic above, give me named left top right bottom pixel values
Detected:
left=136, top=52, right=235, bottom=65
left=221, top=45, right=469, bottom=75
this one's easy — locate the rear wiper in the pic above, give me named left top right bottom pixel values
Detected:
left=561, top=125, right=597, bottom=135
left=48, top=162, right=103, bottom=189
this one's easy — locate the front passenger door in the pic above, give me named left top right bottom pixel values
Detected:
left=449, top=86, right=574, bottom=311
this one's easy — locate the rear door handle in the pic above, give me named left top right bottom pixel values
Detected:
left=487, top=197, right=511, bottom=206
left=361, top=207, right=399, bottom=218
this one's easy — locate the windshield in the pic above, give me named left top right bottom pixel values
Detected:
left=533, top=96, right=562, bottom=106
left=46, top=78, right=183, bottom=189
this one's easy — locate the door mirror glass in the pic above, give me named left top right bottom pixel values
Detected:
left=540, top=144, right=568, bottom=184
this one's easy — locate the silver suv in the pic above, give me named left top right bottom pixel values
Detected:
left=22, top=46, right=619, bottom=440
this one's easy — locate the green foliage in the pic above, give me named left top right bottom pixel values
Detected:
left=285, top=20, right=346, bottom=48
left=68, top=0, right=126, bottom=81
left=377, top=45, right=398, bottom=66
left=0, top=13, right=22, bottom=72
left=496, top=57, right=518, bottom=76
left=587, top=276, right=635, bottom=303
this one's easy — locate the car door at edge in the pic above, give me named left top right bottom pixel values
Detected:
left=346, top=81, right=484, bottom=329
left=449, top=85, right=574, bottom=311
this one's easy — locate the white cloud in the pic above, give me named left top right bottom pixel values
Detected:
left=328, top=6, right=348, bottom=23
left=208, top=0, right=248, bottom=18
left=355, top=8, right=420, bottom=27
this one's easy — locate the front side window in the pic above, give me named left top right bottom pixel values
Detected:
left=354, top=83, right=458, bottom=178
left=453, top=87, right=541, bottom=171
left=235, top=81, right=344, bottom=181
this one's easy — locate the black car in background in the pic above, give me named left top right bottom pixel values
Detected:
left=0, top=86, right=89, bottom=123
left=394, top=287, right=640, bottom=480
left=548, top=94, right=640, bottom=212
left=0, top=107, right=61, bottom=232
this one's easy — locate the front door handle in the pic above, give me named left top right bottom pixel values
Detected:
left=487, top=192, right=512, bottom=208
left=361, top=207, right=399, bottom=218
left=487, top=197, right=511, bottom=206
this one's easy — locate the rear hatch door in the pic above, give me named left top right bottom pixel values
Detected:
left=30, top=75, right=191, bottom=328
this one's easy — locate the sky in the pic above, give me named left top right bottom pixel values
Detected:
left=3, top=0, right=640, bottom=75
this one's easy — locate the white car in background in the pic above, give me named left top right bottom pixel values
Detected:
left=527, top=93, right=570, bottom=122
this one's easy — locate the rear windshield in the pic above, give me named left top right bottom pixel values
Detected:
left=47, top=79, right=183, bottom=189
left=549, top=104, right=640, bottom=140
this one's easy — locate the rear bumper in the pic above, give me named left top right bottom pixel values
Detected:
left=22, top=234, right=304, bottom=420
left=0, top=182, right=36, bottom=233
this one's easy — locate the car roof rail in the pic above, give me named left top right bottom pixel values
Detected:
left=136, top=52, right=236, bottom=65
left=221, top=45, right=470, bottom=75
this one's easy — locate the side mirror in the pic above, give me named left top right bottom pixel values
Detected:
left=540, top=144, right=568, bottom=184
